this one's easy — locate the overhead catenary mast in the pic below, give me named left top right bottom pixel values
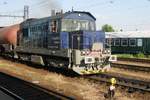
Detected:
left=0, top=5, right=29, bottom=21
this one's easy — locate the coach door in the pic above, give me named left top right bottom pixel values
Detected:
left=144, top=38, right=150, bottom=53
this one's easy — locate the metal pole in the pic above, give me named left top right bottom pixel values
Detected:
left=0, top=5, right=29, bottom=20
left=23, top=5, right=29, bottom=20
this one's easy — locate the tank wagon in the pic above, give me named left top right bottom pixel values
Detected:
left=0, top=25, right=20, bottom=53
left=1, top=11, right=113, bottom=75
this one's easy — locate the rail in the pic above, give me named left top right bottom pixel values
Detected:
left=117, top=57, right=150, bottom=64
left=111, top=63, right=150, bottom=72
left=84, top=73, right=150, bottom=92
left=111, top=57, right=150, bottom=72
left=0, top=72, right=75, bottom=100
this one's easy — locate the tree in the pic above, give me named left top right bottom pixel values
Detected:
left=102, top=24, right=115, bottom=32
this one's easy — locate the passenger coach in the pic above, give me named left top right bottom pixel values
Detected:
left=106, top=31, right=150, bottom=54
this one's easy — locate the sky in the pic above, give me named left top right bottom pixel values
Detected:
left=0, top=0, right=150, bottom=31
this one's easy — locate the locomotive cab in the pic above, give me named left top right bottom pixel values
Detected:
left=69, top=33, right=112, bottom=75
left=60, top=11, right=112, bottom=74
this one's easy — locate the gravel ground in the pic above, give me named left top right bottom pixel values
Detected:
left=0, top=59, right=149, bottom=100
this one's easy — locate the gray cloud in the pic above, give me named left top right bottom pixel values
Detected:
left=30, top=0, right=61, bottom=17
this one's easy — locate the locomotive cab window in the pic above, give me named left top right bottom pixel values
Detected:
left=61, top=19, right=95, bottom=32
left=129, top=39, right=136, bottom=46
left=51, top=20, right=58, bottom=33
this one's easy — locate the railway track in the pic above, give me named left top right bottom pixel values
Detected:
left=0, top=72, right=74, bottom=100
left=111, top=63, right=150, bottom=72
left=117, top=57, right=150, bottom=64
left=84, top=72, right=150, bottom=93
left=1, top=56, right=149, bottom=94
left=111, top=57, right=150, bottom=72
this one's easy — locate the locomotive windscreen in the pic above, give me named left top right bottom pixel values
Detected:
left=60, top=31, right=105, bottom=50
left=61, top=19, right=95, bottom=32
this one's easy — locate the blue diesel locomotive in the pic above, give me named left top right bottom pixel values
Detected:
left=15, top=11, right=112, bottom=75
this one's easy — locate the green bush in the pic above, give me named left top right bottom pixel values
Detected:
left=116, top=54, right=134, bottom=58
left=147, top=55, right=150, bottom=58
left=116, top=53, right=146, bottom=59
left=135, top=52, right=145, bottom=58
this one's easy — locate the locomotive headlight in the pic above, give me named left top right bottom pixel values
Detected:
left=104, top=50, right=107, bottom=53
left=81, top=51, right=86, bottom=55
left=107, top=50, right=111, bottom=53
left=86, top=50, right=90, bottom=55
left=81, top=50, right=91, bottom=56
left=104, top=49, right=110, bottom=53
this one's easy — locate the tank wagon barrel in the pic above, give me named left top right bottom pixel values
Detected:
left=0, top=25, right=20, bottom=46
left=0, top=25, right=20, bottom=52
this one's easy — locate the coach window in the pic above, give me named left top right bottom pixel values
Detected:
left=109, top=38, right=114, bottom=46
left=129, top=39, right=136, bottom=46
left=114, top=39, right=120, bottom=46
left=105, top=39, right=109, bottom=46
left=121, top=39, right=128, bottom=46
left=105, top=38, right=114, bottom=46
left=89, top=21, right=95, bottom=31
left=137, top=39, right=143, bottom=47
left=111, top=39, right=114, bottom=46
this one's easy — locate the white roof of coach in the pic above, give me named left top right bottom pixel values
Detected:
left=106, top=31, right=150, bottom=38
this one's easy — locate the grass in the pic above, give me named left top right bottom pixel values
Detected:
left=116, top=54, right=135, bottom=58
left=116, top=53, right=150, bottom=59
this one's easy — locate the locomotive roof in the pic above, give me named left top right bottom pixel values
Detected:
left=63, top=11, right=96, bottom=20
left=106, top=31, right=150, bottom=38
left=23, top=11, right=96, bottom=23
